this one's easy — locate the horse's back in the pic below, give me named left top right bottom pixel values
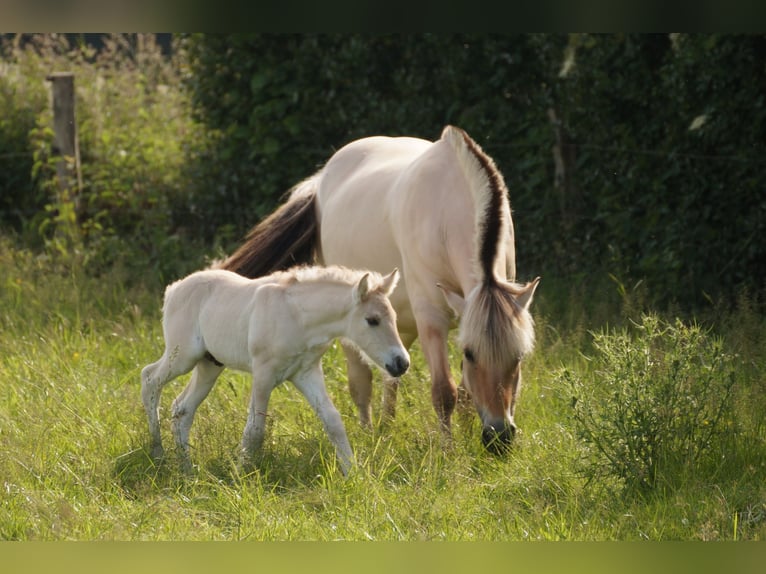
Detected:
left=163, top=269, right=285, bottom=371
left=319, top=135, right=432, bottom=194
left=315, top=135, right=431, bottom=278
left=316, top=132, right=475, bottom=325
left=164, top=269, right=250, bottom=312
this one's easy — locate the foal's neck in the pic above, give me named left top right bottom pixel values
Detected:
left=288, top=281, right=354, bottom=338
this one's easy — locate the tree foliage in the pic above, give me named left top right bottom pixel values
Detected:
left=182, top=33, right=765, bottom=309
left=554, top=33, right=766, bottom=307
left=2, top=34, right=763, bottom=309
left=180, top=34, right=560, bottom=237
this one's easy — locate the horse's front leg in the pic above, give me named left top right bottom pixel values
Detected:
left=293, top=363, right=354, bottom=475
left=380, top=331, right=416, bottom=422
left=240, top=362, right=277, bottom=471
left=342, top=342, right=374, bottom=427
left=415, top=314, right=456, bottom=438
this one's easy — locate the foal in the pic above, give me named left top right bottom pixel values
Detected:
left=140, top=265, right=409, bottom=475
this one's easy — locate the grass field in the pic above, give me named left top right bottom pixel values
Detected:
left=1, top=237, right=765, bottom=541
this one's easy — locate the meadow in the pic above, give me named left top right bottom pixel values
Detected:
left=1, top=236, right=764, bottom=541
left=1, top=34, right=765, bottom=543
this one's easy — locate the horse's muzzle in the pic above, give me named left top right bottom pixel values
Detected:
left=481, top=423, right=516, bottom=454
left=385, top=354, right=410, bottom=378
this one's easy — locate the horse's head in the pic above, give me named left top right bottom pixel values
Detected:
left=441, top=276, right=540, bottom=452
left=347, top=268, right=410, bottom=378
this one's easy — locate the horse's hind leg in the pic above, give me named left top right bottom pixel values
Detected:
left=342, top=342, right=373, bottom=427
left=141, top=349, right=197, bottom=461
left=170, top=359, right=224, bottom=473
left=381, top=332, right=415, bottom=422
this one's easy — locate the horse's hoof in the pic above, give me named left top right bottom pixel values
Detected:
left=149, top=445, right=165, bottom=462
left=179, top=458, right=195, bottom=476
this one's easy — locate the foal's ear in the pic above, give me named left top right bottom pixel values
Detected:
left=355, top=272, right=372, bottom=303
left=381, top=268, right=400, bottom=296
left=513, top=276, right=541, bottom=311
left=437, top=283, right=466, bottom=317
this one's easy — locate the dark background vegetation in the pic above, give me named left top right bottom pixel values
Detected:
left=2, top=33, right=764, bottom=310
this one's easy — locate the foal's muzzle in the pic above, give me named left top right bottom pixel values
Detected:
left=385, top=354, right=410, bottom=378
left=481, top=423, right=516, bottom=454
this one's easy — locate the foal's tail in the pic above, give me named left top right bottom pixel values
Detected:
left=220, top=175, right=320, bottom=278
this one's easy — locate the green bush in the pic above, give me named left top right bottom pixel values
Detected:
left=560, top=314, right=739, bottom=493
left=180, top=34, right=560, bottom=243
left=183, top=33, right=766, bottom=310
left=3, top=34, right=765, bottom=309
left=1, top=34, right=209, bottom=282
left=554, top=34, right=766, bottom=307
left=0, top=38, right=50, bottom=234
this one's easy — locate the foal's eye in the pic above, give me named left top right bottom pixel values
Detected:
left=366, top=316, right=380, bottom=327
left=463, top=348, right=476, bottom=364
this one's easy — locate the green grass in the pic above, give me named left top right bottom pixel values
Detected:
left=1, top=237, right=765, bottom=540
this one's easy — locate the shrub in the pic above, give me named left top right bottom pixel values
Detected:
left=1, top=34, right=209, bottom=282
left=554, top=34, right=766, bottom=308
left=559, top=314, right=739, bottom=493
left=0, top=38, right=50, bottom=234
left=180, top=34, right=560, bottom=244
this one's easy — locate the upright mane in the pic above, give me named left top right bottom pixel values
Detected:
left=442, top=126, right=534, bottom=367
left=460, top=281, right=536, bottom=367
left=442, top=125, right=511, bottom=284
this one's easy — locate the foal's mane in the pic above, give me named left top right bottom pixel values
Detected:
left=442, top=126, right=535, bottom=366
left=278, top=264, right=385, bottom=290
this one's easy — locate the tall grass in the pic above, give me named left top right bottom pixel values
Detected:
left=1, top=33, right=764, bottom=542
left=1, top=237, right=765, bottom=540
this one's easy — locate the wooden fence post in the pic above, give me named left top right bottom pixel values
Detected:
left=45, top=72, right=82, bottom=240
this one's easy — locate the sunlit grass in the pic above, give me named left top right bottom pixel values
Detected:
left=1, top=237, right=765, bottom=540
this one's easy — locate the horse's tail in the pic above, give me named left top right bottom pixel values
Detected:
left=220, top=175, right=320, bottom=278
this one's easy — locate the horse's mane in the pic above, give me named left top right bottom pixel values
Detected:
left=459, top=281, right=536, bottom=368
left=276, top=264, right=387, bottom=291
left=442, top=126, right=534, bottom=366
left=442, top=125, right=511, bottom=284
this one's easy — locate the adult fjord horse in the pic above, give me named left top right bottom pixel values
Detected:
left=222, top=125, right=540, bottom=451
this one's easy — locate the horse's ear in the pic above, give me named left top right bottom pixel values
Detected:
left=381, top=268, right=400, bottom=296
left=355, top=273, right=372, bottom=303
left=437, top=283, right=466, bottom=317
left=514, top=276, right=540, bottom=311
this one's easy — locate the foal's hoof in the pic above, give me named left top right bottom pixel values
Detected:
left=238, top=453, right=258, bottom=476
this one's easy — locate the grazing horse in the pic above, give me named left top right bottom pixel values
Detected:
left=222, top=125, right=539, bottom=451
left=141, top=265, right=408, bottom=474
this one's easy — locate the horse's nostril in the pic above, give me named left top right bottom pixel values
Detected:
left=387, top=355, right=409, bottom=377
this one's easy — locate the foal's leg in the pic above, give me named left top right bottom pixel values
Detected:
left=293, top=363, right=354, bottom=475
left=240, top=363, right=277, bottom=470
left=381, top=332, right=415, bottom=422
left=170, top=359, right=225, bottom=473
left=342, top=342, right=374, bottom=427
left=141, top=350, right=197, bottom=460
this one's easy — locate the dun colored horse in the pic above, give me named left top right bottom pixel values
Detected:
left=223, top=126, right=539, bottom=451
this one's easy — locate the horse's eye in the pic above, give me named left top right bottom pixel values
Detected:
left=366, top=316, right=380, bottom=327
left=463, top=348, right=475, bottom=364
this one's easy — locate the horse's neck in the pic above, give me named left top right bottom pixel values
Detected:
left=288, top=281, right=353, bottom=339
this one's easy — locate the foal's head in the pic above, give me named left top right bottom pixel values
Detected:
left=347, top=268, right=410, bottom=378
left=442, top=276, right=539, bottom=452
